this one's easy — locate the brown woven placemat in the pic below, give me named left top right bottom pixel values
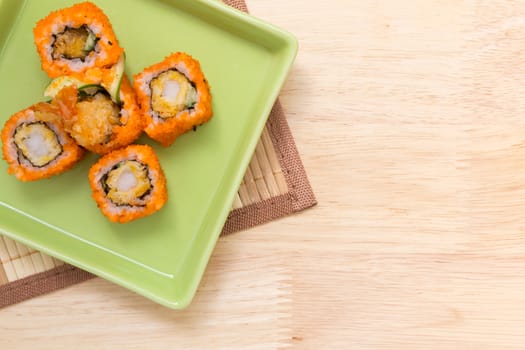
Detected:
left=0, top=0, right=316, bottom=309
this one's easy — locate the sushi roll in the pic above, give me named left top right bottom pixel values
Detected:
left=33, top=2, right=123, bottom=78
left=52, top=76, right=144, bottom=155
left=133, top=52, right=213, bottom=147
left=88, top=144, right=167, bottom=223
left=1, top=102, right=84, bottom=181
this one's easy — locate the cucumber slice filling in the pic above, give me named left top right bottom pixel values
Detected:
left=107, top=53, right=126, bottom=105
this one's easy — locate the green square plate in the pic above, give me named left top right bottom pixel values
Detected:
left=0, top=0, right=297, bottom=309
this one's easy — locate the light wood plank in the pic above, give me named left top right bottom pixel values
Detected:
left=52, top=258, right=65, bottom=267
left=14, top=241, right=36, bottom=277
left=39, top=252, right=56, bottom=270
left=243, top=166, right=262, bottom=205
left=261, top=127, right=288, bottom=194
left=0, top=265, right=8, bottom=285
left=231, top=192, right=243, bottom=210
left=249, top=148, right=272, bottom=201
left=0, top=237, right=18, bottom=282
left=27, top=249, right=47, bottom=274
left=1, top=237, right=24, bottom=279
left=254, top=135, right=281, bottom=197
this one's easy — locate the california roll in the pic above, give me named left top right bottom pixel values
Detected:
left=1, top=102, right=84, bottom=181
left=88, top=144, right=168, bottom=223
left=133, top=52, right=213, bottom=146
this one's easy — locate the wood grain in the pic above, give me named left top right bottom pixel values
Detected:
left=3, top=0, right=525, bottom=349
left=0, top=239, right=292, bottom=350
left=0, top=264, right=7, bottom=285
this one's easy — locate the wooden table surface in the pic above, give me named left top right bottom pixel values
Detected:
left=4, top=0, right=525, bottom=348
